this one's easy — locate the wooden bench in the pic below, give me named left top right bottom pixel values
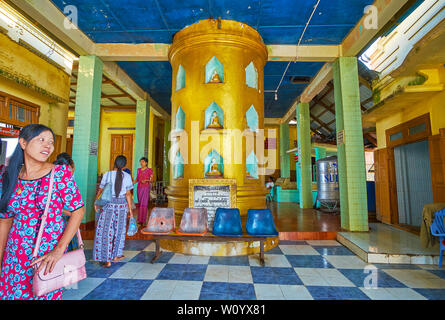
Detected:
left=148, top=233, right=268, bottom=266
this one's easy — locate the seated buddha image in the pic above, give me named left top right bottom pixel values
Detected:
left=206, top=158, right=222, bottom=177
left=207, top=111, right=223, bottom=129
left=209, top=69, right=221, bottom=83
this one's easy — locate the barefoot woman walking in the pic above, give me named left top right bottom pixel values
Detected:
left=93, top=155, right=134, bottom=267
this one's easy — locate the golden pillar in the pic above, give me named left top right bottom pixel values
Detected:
left=166, top=19, right=269, bottom=219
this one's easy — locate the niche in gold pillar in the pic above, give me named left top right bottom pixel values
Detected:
left=245, top=62, right=258, bottom=89
left=204, top=102, right=223, bottom=130
left=205, top=57, right=223, bottom=84
left=246, top=151, right=259, bottom=180
left=176, top=65, right=185, bottom=91
left=173, top=151, right=184, bottom=179
left=205, top=149, right=223, bottom=179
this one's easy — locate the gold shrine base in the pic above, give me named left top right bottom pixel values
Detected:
left=160, top=237, right=279, bottom=256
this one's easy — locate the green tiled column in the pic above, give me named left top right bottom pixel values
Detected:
left=279, top=123, right=290, bottom=178
left=297, top=102, right=312, bottom=209
left=72, top=55, right=103, bottom=224
left=315, top=147, right=326, bottom=160
left=333, top=57, right=368, bottom=231
left=163, top=120, right=171, bottom=185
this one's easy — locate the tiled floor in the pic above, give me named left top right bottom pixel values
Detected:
left=337, top=223, right=441, bottom=265
left=62, top=239, right=445, bottom=300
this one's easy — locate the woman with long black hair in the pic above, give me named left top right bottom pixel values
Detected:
left=0, top=124, right=85, bottom=300
left=93, top=155, right=134, bottom=267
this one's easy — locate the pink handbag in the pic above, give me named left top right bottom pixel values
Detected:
left=32, top=167, right=87, bottom=297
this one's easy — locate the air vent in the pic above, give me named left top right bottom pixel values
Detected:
left=289, top=76, right=311, bottom=84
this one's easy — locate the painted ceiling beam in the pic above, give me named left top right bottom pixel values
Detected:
left=281, top=0, right=414, bottom=123
left=94, top=43, right=341, bottom=62
left=8, top=0, right=170, bottom=120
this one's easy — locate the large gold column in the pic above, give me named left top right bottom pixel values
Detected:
left=166, top=19, right=269, bottom=219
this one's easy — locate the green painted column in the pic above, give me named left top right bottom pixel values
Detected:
left=279, top=123, right=290, bottom=178
left=133, top=100, right=150, bottom=174
left=71, top=55, right=103, bottom=224
left=133, top=100, right=150, bottom=203
left=297, top=102, right=312, bottom=209
left=333, top=57, right=368, bottom=231
left=163, top=120, right=171, bottom=185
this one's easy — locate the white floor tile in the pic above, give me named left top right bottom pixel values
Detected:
left=359, top=287, right=397, bottom=300
left=133, top=263, right=166, bottom=280
left=62, top=277, right=106, bottom=300
left=121, top=250, right=141, bottom=262
left=324, top=255, right=371, bottom=269
left=384, top=288, right=428, bottom=300
left=109, top=262, right=146, bottom=279
left=170, top=281, right=202, bottom=300
left=143, top=242, right=156, bottom=251
left=204, top=265, right=229, bottom=282
left=228, top=266, right=253, bottom=283
left=169, top=253, right=192, bottom=264
left=280, top=285, right=314, bottom=300
left=140, top=280, right=176, bottom=300
left=279, top=245, right=320, bottom=255
left=383, top=269, right=445, bottom=289
left=254, top=284, right=285, bottom=300
left=189, top=256, right=210, bottom=264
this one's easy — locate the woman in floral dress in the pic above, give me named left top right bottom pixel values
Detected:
left=133, top=157, right=153, bottom=225
left=0, top=124, right=85, bottom=300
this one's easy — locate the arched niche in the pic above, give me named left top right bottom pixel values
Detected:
left=174, top=151, right=184, bottom=179
left=205, top=56, right=223, bottom=84
left=204, top=149, right=223, bottom=178
left=246, top=105, right=259, bottom=131
left=176, top=65, right=185, bottom=91
left=176, top=106, right=185, bottom=131
left=246, top=151, right=258, bottom=179
left=245, top=61, right=258, bottom=89
left=204, top=102, right=223, bottom=129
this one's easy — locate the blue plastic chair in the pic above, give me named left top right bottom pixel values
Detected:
left=430, top=209, right=445, bottom=268
left=246, top=209, right=279, bottom=237
left=212, top=208, right=243, bottom=237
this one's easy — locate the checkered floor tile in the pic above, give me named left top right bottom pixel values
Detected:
left=62, top=240, right=445, bottom=300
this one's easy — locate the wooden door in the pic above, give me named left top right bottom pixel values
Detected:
left=110, top=134, right=133, bottom=173
left=387, top=148, right=399, bottom=224
left=429, top=131, right=445, bottom=202
left=48, top=134, right=62, bottom=164
left=66, top=137, right=73, bottom=156
left=374, top=148, right=392, bottom=224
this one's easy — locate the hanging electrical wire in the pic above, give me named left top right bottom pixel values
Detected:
left=273, top=0, right=321, bottom=101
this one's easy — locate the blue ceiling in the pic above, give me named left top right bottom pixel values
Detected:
left=52, top=0, right=375, bottom=117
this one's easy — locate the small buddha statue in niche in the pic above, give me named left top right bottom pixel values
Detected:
left=206, top=158, right=222, bottom=177
left=207, top=111, right=222, bottom=129
left=209, top=69, right=221, bottom=83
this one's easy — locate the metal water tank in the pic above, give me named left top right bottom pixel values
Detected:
left=316, top=156, right=339, bottom=211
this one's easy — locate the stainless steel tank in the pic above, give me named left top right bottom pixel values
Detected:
left=316, top=156, right=339, bottom=211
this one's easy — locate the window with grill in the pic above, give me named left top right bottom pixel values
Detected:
left=0, top=91, right=39, bottom=126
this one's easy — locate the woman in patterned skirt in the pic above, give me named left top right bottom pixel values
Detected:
left=93, top=155, right=134, bottom=267
left=0, top=124, right=85, bottom=300
left=133, top=157, right=153, bottom=225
